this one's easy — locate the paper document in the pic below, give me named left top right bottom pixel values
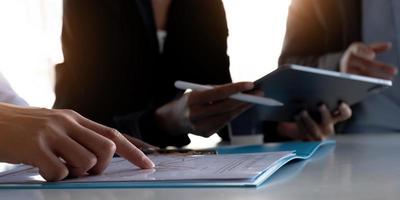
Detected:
left=0, top=152, right=294, bottom=184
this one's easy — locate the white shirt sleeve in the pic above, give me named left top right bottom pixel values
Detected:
left=0, top=73, right=28, bottom=106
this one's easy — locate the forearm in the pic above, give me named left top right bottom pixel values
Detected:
left=279, top=0, right=345, bottom=72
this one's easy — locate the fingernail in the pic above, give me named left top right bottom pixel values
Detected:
left=142, top=156, right=155, bottom=168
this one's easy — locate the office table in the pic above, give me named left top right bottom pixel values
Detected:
left=0, top=133, right=399, bottom=200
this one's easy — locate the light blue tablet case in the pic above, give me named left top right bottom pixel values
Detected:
left=0, top=140, right=335, bottom=189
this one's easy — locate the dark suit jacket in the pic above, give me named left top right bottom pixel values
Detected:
left=278, top=0, right=370, bottom=133
left=54, top=0, right=231, bottom=147
left=279, top=0, right=361, bottom=70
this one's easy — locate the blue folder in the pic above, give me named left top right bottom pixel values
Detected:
left=0, top=140, right=335, bottom=189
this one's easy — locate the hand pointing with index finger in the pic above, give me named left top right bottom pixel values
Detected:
left=0, top=103, right=154, bottom=182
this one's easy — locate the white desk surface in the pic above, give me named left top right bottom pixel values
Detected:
left=1, top=133, right=399, bottom=200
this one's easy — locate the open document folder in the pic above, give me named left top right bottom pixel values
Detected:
left=0, top=141, right=334, bottom=189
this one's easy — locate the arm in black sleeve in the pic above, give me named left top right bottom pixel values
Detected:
left=279, top=0, right=345, bottom=71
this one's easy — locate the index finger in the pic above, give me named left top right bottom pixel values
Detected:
left=188, top=82, right=254, bottom=105
left=75, top=114, right=155, bottom=169
left=369, top=42, right=392, bottom=53
left=352, top=54, right=398, bottom=78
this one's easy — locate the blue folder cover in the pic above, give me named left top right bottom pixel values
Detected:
left=0, top=140, right=335, bottom=189
left=217, top=140, right=335, bottom=159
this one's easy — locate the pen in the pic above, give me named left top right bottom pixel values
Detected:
left=175, top=80, right=284, bottom=107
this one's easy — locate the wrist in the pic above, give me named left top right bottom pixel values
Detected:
left=154, top=107, right=188, bottom=137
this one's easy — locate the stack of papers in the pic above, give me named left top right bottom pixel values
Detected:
left=0, top=141, right=334, bottom=189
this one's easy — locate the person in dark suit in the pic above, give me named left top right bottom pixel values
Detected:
left=55, top=0, right=351, bottom=147
left=279, top=0, right=400, bottom=133
left=54, top=0, right=253, bottom=148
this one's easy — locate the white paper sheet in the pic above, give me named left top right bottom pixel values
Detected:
left=0, top=152, right=294, bottom=184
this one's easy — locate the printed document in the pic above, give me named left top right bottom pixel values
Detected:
left=0, top=152, right=294, bottom=184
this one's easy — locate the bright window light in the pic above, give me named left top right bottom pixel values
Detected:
left=0, top=0, right=63, bottom=108
left=189, top=0, right=291, bottom=146
left=224, top=0, right=291, bottom=82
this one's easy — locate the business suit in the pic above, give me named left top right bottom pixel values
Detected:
left=279, top=0, right=361, bottom=70
left=279, top=0, right=400, bottom=133
left=54, top=0, right=231, bottom=147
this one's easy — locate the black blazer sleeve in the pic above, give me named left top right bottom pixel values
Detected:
left=278, top=0, right=360, bottom=71
left=137, top=0, right=232, bottom=145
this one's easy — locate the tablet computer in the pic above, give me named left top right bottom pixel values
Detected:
left=253, top=64, right=392, bottom=122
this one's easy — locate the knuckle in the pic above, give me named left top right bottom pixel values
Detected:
left=101, top=139, right=117, bottom=155
left=33, top=119, right=58, bottom=141
left=42, top=166, right=68, bottom=182
left=51, top=111, right=72, bottom=123
left=53, top=109, right=79, bottom=123
left=60, top=109, right=78, bottom=116
left=72, top=155, right=98, bottom=174
left=97, top=134, right=118, bottom=156
left=104, top=128, right=121, bottom=141
left=84, top=155, right=98, bottom=169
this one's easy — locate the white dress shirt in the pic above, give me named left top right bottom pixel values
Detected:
left=0, top=73, right=28, bottom=106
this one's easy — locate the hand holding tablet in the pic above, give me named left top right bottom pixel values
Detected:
left=175, top=64, right=392, bottom=122
left=174, top=81, right=284, bottom=107
left=254, top=64, right=392, bottom=121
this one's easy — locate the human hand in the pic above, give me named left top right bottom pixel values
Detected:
left=155, top=82, right=255, bottom=137
left=340, top=42, right=398, bottom=80
left=0, top=103, right=154, bottom=182
left=277, top=103, right=352, bottom=141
